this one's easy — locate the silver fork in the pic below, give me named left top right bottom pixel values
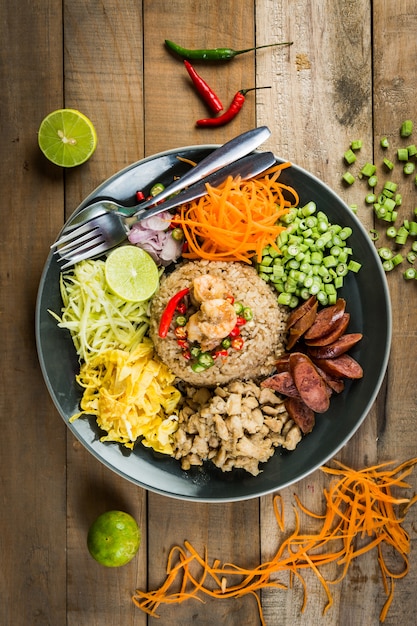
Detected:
left=54, top=150, right=276, bottom=269
left=52, top=127, right=274, bottom=268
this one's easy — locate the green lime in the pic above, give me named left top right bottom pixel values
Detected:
left=38, top=108, right=97, bottom=167
left=87, top=510, right=141, bottom=567
left=105, top=245, right=159, bottom=302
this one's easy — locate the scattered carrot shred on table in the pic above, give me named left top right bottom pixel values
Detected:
left=175, top=162, right=298, bottom=263
left=132, top=457, right=417, bottom=624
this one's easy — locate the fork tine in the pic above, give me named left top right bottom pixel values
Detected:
left=56, top=233, right=106, bottom=259
left=51, top=217, right=103, bottom=249
left=54, top=229, right=105, bottom=256
left=59, top=241, right=117, bottom=269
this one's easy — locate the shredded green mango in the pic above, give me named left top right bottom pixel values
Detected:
left=49, top=259, right=151, bottom=363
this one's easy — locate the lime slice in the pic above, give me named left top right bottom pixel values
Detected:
left=105, top=246, right=159, bottom=302
left=38, top=108, right=97, bottom=167
left=87, top=510, right=141, bottom=567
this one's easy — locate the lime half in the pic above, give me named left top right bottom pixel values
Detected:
left=105, top=245, right=159, bottom=302
left=87, top=510, right=141, bottom=567
left=38, top=108, right=97, bottom=167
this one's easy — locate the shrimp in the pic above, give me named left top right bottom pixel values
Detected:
left=191, top=274, right=230, bottom=304
left=186, top=298, right=237, bottom=352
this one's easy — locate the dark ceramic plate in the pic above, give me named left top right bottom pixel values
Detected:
left=35, top=145, right=391, bottom=502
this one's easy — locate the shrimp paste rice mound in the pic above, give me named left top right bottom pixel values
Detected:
left=149, top=260, right=288, bottom=386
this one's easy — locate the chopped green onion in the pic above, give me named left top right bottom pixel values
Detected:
left=347, top=260, right=362, bottom=272
left=383, top=197, right=396, bottom=212
left=395, top=226, right=409, bottom=245
left=262, top=204, right=360, bottom=302
left=277, top=292, right=293, bottom=306
left=351, top=139, right=363, bottom=151
left=384, top=180, right=398, bottom=192
left=368, top=175, right=378, bottom=188
left=378, top=247, right=393, bottom=260
left=406, top=251, right=417, bottom=264
left=397, top=148, right=409, bottom=161
left=380, top=136, right=389, bottom=148
left=361, top=162, right=377, bottom=177
left=386, top=226, right=397, bottom=238
left=342, top=172, right=355, bottom=185
left=400, top=120, right=413, bottom=137
left=300, top=201, right=317, bottom=217
left=392, top=253, right=404, bottom=266
left=404, top=162, right=415, bottom=175
left=403, top=267, right=416, bottom=280
left=383, top=158, right=394, bottom=171
left=408, top=221, right=417, bottom=236
left=382, top=259, right=394, bottom=272
left=344, top=149, right=357, bottom=164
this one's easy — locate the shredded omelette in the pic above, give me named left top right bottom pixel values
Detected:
left=70, top=338, right=181, bottom=454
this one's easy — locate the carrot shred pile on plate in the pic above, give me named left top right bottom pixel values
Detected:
left=132, top=458, right=417, bottom=624
left=176, top=162, right=298, bottom=264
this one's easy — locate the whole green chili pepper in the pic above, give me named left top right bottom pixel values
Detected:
left=165, top=39, right=293, bottom=61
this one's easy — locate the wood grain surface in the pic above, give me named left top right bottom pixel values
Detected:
left=1, top=1, right=417, bottom=625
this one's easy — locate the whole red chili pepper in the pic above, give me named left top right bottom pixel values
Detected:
left=184, top=60, right=223, bottom=113
left=196, top=87, right=271, bottom=127
left=158, top=288, right=190, bottom=338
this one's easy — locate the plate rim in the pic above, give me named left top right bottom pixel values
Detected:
left=35, top=145, right=392, bottom=502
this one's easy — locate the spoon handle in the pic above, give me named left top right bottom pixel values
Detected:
left=127, top=126, right=271, bottom=213
left=127, top=151, right=276, bottom=223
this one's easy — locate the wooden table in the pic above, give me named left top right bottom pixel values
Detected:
left=2, top=1, right=417, bottom=624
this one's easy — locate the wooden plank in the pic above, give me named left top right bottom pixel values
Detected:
left=4, top=1, right=417, bottom=624
left=146, top=496, right=262, bottom=625
left=66, top=441, right=147, bottom=626
left=63, top=0, right=146, bottom=215
left=371, top=1, right=417, bottom=623
left=0, top=1, right=67, bottom=624
left=143, top=1, right=261, bottom=624
left=256, top=0, right=373, bottom=215
left=255, top=1, right=392, bottom=625
left=62, top=2, right=147, bottom=624
left=143, top=0, right=258, bottom=155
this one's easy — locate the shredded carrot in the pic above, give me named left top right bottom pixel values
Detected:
left=176, top=156, right=198, bottom=167
left=175, top=163, right=298, bottom=264
left=132, top=458, right=417, bottom=624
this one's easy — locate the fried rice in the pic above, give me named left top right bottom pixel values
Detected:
left=149, top=260, right=288, bottom=386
